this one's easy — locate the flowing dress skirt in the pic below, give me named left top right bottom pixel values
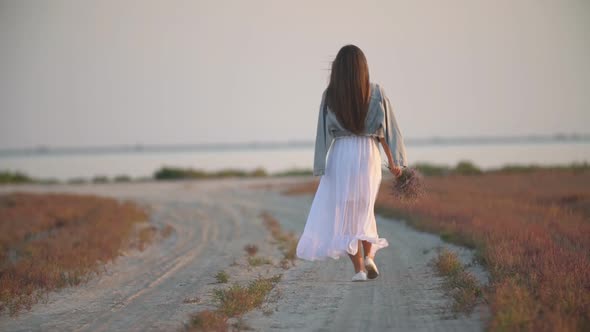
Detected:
left=296, top=135, right=389, bottom=261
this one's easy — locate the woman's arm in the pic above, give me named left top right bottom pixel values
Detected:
left=378, top=136, right=402, bottom=177
left=313, top=89, right=332, bottom=176
left=380, top=85, right=408, bottom=168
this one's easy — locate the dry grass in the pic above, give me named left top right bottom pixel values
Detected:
left=137, top=225, right=158, bottom=251
left=260, top=212, right=298, bottom=262
left=187, top=276, right=281, bottom=331
left=282, top=240, right=297, bottom=262
left=212, top=275, right=281, bottom=317
left=433, top=248, right=482, bottom=313
left=284, top=169, right=590, bottom=331
left=243, top=244, right=259, bottom=256
left=215, top=270, right=229, bottom=284
left=187, top=309, right=227, bottom=332
left=435, top=248, right=463, bottom=275
left=160, top=224, right=175, bottom=238
left=247, top=256, right=272, bottom=267
left=0, top=192, right=149, bottom=316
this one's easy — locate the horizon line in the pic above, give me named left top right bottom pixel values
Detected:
left=1, top=132, right=589, bottom=157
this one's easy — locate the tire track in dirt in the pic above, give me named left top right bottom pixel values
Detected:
left=86, top=207, right=216, bottom=332
left=85, top=204, right=219, bottom=331
left=0, top=181, right=255, bottom=331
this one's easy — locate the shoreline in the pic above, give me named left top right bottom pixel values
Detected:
left=1, top=160, right=588, bottom=186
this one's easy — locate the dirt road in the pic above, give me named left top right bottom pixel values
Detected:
left=0, top=178, right=489, bottom=331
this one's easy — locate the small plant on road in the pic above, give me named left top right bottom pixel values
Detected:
left=215, top=270, right=229, bottom=284
left=247, top=256, right=272, bottom=267
left=188, top=275, right=282, bottom=331
left=244, top=244, right=259, bottom=256
left=213, top=275, right=282, bottom=317
left=433, top=248, right=482, bottom=313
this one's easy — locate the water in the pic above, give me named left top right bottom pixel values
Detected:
left=0, top=142, right=588, bottom=181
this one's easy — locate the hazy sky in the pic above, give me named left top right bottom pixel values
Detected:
left=1, top=0, right=588, bottom=149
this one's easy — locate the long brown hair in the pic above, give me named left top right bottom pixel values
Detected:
left=326, top=44, right=371, bottom=134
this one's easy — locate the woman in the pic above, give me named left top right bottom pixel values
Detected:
left=295, top=44, right=408, bottom=282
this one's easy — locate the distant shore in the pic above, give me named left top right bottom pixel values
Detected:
left=1, top=160, right=588, bottom=185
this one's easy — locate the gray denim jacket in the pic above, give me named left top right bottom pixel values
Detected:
left=313, top=82, right=408, bottom=176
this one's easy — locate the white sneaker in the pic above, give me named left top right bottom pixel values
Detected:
left=364, top=256, right=380, bottom=279
left=351, top=271, right=367, bottom=282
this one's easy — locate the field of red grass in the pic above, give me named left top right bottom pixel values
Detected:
left=0, top=192, right=149, bottom=316
left=284, top=169, right=590, bottom=331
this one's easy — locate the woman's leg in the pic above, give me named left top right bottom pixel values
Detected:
left=347, top=240, right=364, bottom=273
left=362, top=240, right=373, bottom=259
left=362, top=239, right=380, bottom=279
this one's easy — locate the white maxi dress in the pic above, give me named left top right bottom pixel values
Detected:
left=296, top=134, right=388, bottom=260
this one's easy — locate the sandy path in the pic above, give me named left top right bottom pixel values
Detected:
left=0, top=177, right=489, bottom=331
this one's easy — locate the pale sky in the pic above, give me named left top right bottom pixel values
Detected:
left=1, top=0, right=589, bottom=149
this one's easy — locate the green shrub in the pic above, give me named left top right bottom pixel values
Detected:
left=154, top=166, right=269, bottom=180
left=212, top=275, right=281, bottom=317
left=92, top=175, right=109, bottom=183
left=37, top=178, right=60, bottom=185
left=153, top=167, right=206, bottom=180
left=411, top=162, right=450, bottom=176
left=113, top=175, right=132, bottom=182
left=250, top=167, right=268, bottom=177
left=272, top=168, right=314, bottom=177
left=215, top=270, right=229, bottom=284
left=67, top=177, right=87, bottom=184
left=248, top=256, right=272, bottom=266
left=453, top=160, right=482, bottom=175
left=0, top=171, right=32, bottom=184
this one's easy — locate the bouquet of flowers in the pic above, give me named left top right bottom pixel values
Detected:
left=387, top=166, right=424, bottom=202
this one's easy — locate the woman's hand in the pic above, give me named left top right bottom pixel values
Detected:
left=389, top=165, right=402, bottom=178
left=379, top=137, right=403, bottom=178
